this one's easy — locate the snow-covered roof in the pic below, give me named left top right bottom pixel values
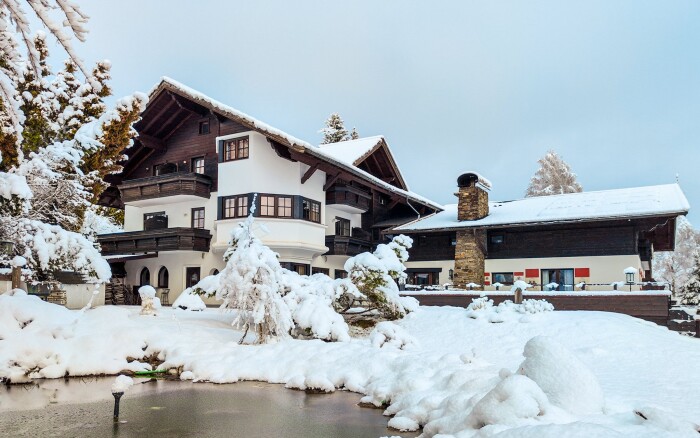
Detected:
left=394, top=184, right=689, bottom=231
left=150, top=77, right=442, bottom=211
left=318, top=136, right=385, bottom=167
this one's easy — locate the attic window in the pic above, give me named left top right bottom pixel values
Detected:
left=198, top=120, right=210, bottom=135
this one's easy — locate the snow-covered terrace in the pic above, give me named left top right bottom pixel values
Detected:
left=395, top=183, right=690, bottom=231
left=152, top=77, right=443, bottom=212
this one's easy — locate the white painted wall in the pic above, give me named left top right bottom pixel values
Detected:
left=124, top=197, right=216, bottom=232
left=484, top=255, right=644, bottom=291
left=324, top=206, right=362, bottom=236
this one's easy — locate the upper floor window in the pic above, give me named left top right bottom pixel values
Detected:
left=223, top=195, right=249, bottom=219
left=302, top=199, right=321, bottom=223
left=191, top=157, right=205, bottom=174
left=260, top=195, right=276, bottom=217
left=199, top=120, right=210, bottom=135
left=277, top=196, right=292, bottom=217
left=224, top=137, right=249, bottom=161
left=335, top=217, right=350, bottom=236
left=192, top=207, right=205, bottom=229
left=258, top=195, right=293, bottom=218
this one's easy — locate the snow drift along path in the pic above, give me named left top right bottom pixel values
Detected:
left=1, top=293, right=699, bottom=437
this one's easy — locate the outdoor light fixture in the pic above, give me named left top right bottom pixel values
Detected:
left=625, top=272, right=635, bottom=285
left=112, top=390, right=124, bottom=421
left=448, top=269, right=454, bottom=280
left=0, top=240, right=14, bottom=256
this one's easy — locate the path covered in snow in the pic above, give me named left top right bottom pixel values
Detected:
left=1, top=293, right=699, bottom=437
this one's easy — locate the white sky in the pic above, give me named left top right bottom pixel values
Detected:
left=73, top=1, right=699, bottom=222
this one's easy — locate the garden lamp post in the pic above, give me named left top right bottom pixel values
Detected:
left=624, top=268, right=635, bottom=292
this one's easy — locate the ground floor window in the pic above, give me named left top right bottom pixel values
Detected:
left=541, top=268, right=574, bottom=291
left=311, top=267, right=329, bottom=276
left=406, top=269, right=441, bottom=286
left=157, top=266, right=169, bottom=288
left=139, top=267, right=150, bottom=286
left=334, top=269, right=348, bottom=279
left=186, top=267, right=201, bottom=288
left=281, top=263, right=309, bottom=276
left=492, top=272, right=514, bottom=286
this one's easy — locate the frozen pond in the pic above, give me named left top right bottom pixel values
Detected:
left=0, top=377, right=418, bottom=437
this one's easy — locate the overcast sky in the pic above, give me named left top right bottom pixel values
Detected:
left=76, top=1, right=699, bottom=222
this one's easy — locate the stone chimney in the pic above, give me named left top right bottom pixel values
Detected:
left=456, top=172, right=490, bottom=221
left=453, top=172, right=490, bottom=290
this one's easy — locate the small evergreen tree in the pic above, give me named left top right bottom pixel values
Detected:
left=350, top=127, right=360, bottom=140
left=344, top=235, right=419, bottom=319
left=216, top=200, right=293, bottom=344
left=320, top=113, right=349, bottom=144
left=525, top=150, right=583, bottom=197
left=679, top=253, right=700, bottom=305
left=653, top=216, right=699, bottom=297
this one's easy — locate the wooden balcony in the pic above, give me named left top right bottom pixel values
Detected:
left=326, top=185, right=371, bottom=213
left=325, top=235, right=372, bottom=256
left=119, top=172, right=212, bottom=205
left=98, top=227, right=212, bottom=256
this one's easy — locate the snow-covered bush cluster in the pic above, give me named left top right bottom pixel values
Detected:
left=466, top=297, right=554, bottom=321
left=191, top=209, right=417, bottom=343
left=172, top=288, right=206, bottom=311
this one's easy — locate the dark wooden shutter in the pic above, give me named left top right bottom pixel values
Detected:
left=218, top=140, right=225, bottom=162
left=217, top=196, right=223, bottom=220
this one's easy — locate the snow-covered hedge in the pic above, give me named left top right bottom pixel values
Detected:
left=466, top=297, right=554, bottom=321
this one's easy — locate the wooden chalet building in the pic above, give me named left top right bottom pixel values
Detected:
left=97, top=77, right=441, bottom=303
left=393, top=172, right=690, bottom=292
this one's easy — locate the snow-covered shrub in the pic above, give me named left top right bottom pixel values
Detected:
left=139, top=285, right=158, bottom=316
left=467, top=297, right=494, bottom=311
left=369, top=321, right=418, bottom=350
left=519, top=299, right=555, bottom=314
left=517, top=336, right=604, bottom=415
left=467, top=374, right=550, bottom=428
left=344, top=235, right=418, bottom=319
left=173, top=288, right=206, bottom=311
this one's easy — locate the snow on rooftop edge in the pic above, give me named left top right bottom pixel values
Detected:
left=395, top=184, right=689, bottom=231
left=152, top=78, right=441, bottom=210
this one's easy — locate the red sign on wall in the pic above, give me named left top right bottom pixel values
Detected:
left=525, top=269, right=539, bottom=278
left=574, top=268, right=590, bottom=277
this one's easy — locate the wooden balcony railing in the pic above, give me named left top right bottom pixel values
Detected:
left=119, top=172, right=212, bottom=203
left=325, top=235, right=372, bottom=256
left=98, top=227, right=212, bottom=256
left=326, top=185, right=371, bottom=212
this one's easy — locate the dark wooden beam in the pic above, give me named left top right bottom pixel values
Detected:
left=388, top=198, right=401, bottom=209
left=153, top=106, right=186, bottom=138
left=163, top=113, right=193, bottom=142
left=139, top=134, right=167, bottom=151
left=139, top=93, right=177, bottom=134
left=269, top=139, right=296, bottom=161
left=301, top=163, right=319, bottom=184
left=323, top=172, right=342, bottom=191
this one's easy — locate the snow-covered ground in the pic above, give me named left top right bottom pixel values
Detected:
left=1, top=292, right=699, bottom=437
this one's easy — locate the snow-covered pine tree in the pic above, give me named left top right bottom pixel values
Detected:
left=525, top=150, right=583, bottom=197
left=216, top=200, right=293, bottom=343
left=0, top=1, right=146, bottom=282
left=654, top=216, right=700, bottom=299
left=320, top=113, right=349, bottom=144
left=679, top=253, right=700, bottom=305
left=350, top=127, right=359, bottom=140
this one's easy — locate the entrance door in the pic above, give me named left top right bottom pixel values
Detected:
left=185, top=267, right=201, bottom=289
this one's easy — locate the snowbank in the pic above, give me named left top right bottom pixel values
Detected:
left=173, top=288, right=206, bottom=311
left=1, top=295, right=700, bottom=437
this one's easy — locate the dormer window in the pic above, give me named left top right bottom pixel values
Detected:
left=198, top=120, right=210, bottom=135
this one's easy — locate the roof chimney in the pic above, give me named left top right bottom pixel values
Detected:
left=456, top=172, right=490, bottom=221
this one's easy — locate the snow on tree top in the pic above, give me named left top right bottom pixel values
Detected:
left=149, top=78, right=443, bottom=211
left=395, top=184, right=690, bottom=231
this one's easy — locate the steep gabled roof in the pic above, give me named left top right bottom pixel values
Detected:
left=394, top=184, right=689, bottom=231
left=319, top=136, right=409, bottom=190
left=139, top=77, right=442, bottom=211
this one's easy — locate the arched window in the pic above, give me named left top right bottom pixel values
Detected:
left=158, top=267, right=169, bottom=288
left=139, top=267, right=150, bottom=286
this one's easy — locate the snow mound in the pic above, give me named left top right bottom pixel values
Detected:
left=369, top=321, right=418, bottom=350
left=173, top=288, right=206, bottom=311
left=467, top=298, right=554, bottom=321
left=111, top=375, right=134, bottom=393
left=518, top=336, right=604, bottom=415
left=138, top=285, right=156, bottom=299
left=467, top=374, right=550, bottom=428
